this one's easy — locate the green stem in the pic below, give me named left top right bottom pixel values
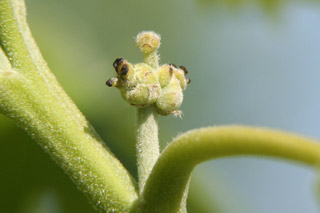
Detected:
left=135, top=44, right=161, bottom=193
left=0, top=0, right=138, bottom=211
left=0, top=46, right=10, bottom=69
left=136, top=106, right=160, bottom=193
left=139, top=125, right=320, bottom=213
left=143, top=51, right=159, bottom=69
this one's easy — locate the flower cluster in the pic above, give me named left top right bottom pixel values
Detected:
left=106, top=32, right=190, bottom=116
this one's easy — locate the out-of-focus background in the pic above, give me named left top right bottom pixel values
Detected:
left=1, top=0, right=320, bottom=212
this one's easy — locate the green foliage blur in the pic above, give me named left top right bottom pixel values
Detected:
left=1, top=0, right=320, bottom=212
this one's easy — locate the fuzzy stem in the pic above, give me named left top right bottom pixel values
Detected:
left=136, top=106, right=160, bottom=193
left=139, top=126, right=320, bottom=212
left=135, top=39, right=161, bottom=193
left=0, top=0, right=138, bottom=211
left=143, top=51, right=159, bottom=69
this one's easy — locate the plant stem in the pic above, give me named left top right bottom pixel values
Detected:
left=135, top=48, right=161, bottom=193
left=0, top=0, right=138, bottom=211
left=136, top=106, right=160, bottom=193
left=139, top=125, right=320, bottom=212
left=143, top=51, right=159, bottom=69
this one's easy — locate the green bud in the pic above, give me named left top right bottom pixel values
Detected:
left=106, top=31, right=190, bottom=116
left=156, top=75, right=183, bottom=116
left=173, top=67, right=187, bottom=90
left=122, top=84, right=150, bottom=106
left=135, top=63, right=158, bottom=85
left=136, top=31, right=161, bottom=54
left=123, top=63, right=161, bottom=106
left=158, top=65, right=173, bottom=88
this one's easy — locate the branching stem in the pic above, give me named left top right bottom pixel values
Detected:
left=0, top=0, right=138, bottom=212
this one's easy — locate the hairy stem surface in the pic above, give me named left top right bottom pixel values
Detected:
left=0, top=0, right=138, bottom=211
left=136, top=106, right=160, bottom=193
left=135, top=38, right=161, bottom=193
left=143, top=51, right=159, bottom=69
left=139, top=126, right=320, bottom=213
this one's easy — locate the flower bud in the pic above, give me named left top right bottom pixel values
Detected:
left=173, top=67, right=188, bottom=90
left=106, top=77, right=118, bottom=87
left=121, top=63, right=161, bottom=106
left=158, top=65, right=173, bottom=88
left=136, top=31, right=161, bottom=54
left=107, top=32, right=190, bottom=116
left=135, top=63, right=158, bottom=85
left=156, top=76, right=183, bottom=115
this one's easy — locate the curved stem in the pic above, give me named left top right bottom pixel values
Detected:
left=0, top=0, right=138, bottom=211
left=138, top=125, right=320, bottom=213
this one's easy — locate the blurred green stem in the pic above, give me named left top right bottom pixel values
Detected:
left=139, top=126, right=320, bottom=212
left=0, top=0, right=138, bottom=212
